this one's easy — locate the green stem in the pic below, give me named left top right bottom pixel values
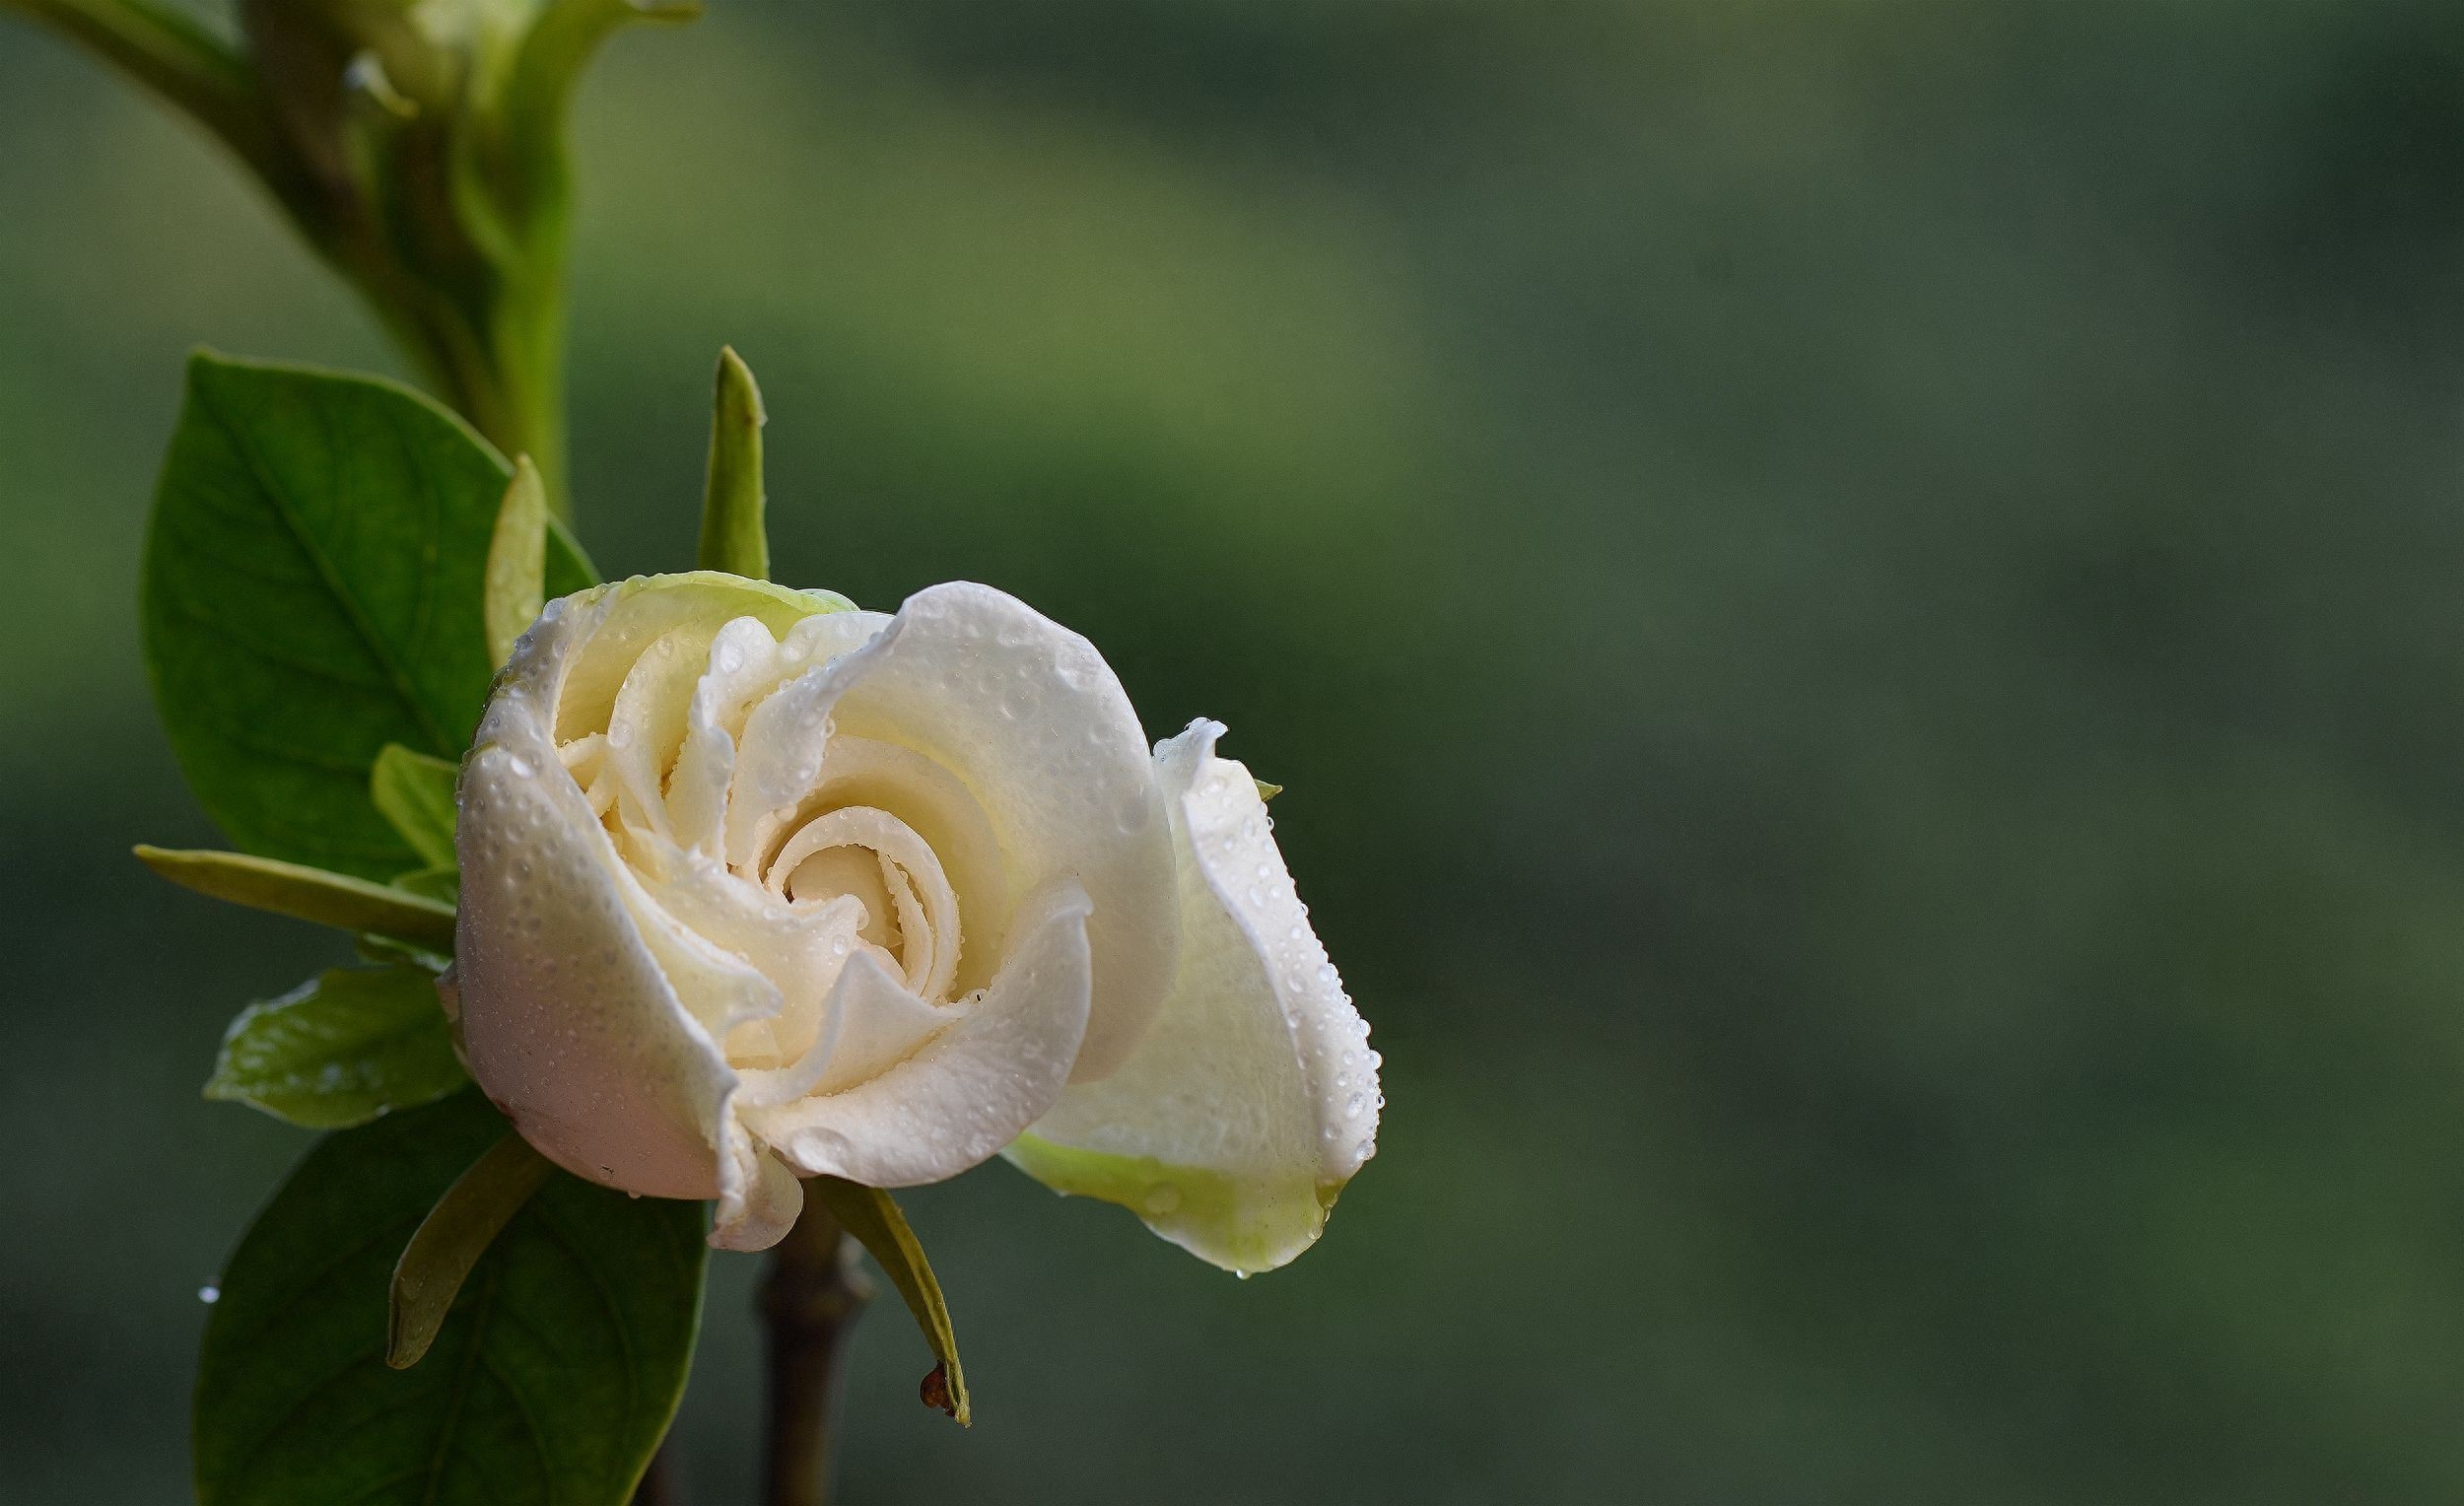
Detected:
left=760, top=1195, right=873, bottom=1506
left=1, top=0, right=577, bottom=517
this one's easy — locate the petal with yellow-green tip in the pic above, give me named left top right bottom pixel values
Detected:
left=1007, top=719, right=1380, bottom=1273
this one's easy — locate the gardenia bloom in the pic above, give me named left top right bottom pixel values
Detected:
left=449, top=573, right=1379, bottom=1269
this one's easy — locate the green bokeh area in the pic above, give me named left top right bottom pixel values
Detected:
left=7, top=2, right=2464, bottom=1501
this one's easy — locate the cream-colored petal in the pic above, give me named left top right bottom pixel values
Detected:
left=665, top=616, right=785, bottom=855
left=629, top=836, right=866, bottom=1064
left=715, top=611, right=898, bottom=873
left=821, top=583, right=1177, bottom=1080
left=733, top=947, right=951, bottom=1108
left=713, top=1128, right=805, bottom=1252
left=781, top=734, right=1009, bottom=991
left=455, top=602, right=735, bottom=1203
left=746, top=880, right=1095, bottom=1186
left=605, top=622, right=715, bottom=842
left=724, top=652, right=879, bottom=871
left=1009, top=719, right=1379, bottom=1273
left=547, top=573, right=848, bottom=742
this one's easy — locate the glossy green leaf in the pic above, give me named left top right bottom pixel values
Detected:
left=196, top=1092, right=707, bottom=1506
left=810, top=1176, right=972, bottom=1426
left=388, top=1130, right=554, bottom=1369
left=696, top=346, right=769, bottom=578
left=371, top=743, right=460, bottom=869
left=136, top=845, right=457, bottom=952
left=486, top=455, right=549, bottom=668
left=205, top=966, right=465, bottom=1130
left=143, top=353, right=518, bottom=880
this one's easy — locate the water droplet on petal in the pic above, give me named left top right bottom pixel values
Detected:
left=198, top=1285, right=220, bottom=1304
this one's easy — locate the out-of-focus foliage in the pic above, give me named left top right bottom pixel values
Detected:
left=8, top=2, right=2464, bottom=1502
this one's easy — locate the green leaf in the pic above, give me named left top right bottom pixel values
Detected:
left=388, top=1130, right=554, bottom=1369
left=196, top=1092, right=708, bottom=1506
left=697, top=346, right=770, bottom=579
left=205, top=965, right=466, bottom=1130
left=136, top=845, right=457, bottom=952
left=371, top=743, right=460, bottom=869
left=391, top=864, right=462, bottom=906
left=143, top=353, right=522, bottom=880
left=486, top=455, right=549, bottom=669
left=357, top=932, right=452, bottom=972
left=810, top=1176, right=972, bottom=1426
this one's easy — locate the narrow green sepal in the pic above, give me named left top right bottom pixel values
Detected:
left=387, top=1130, right=556, bottom=1369
left=356, top=933, right=452, bottom=972
left=206, top=966, right=466, bottom=1130
left=1254, top=778, right=1282, bottom=802
left=391, top=865, right=461, bottom=905
left=485, top=454, right=549, bottom=668
left=811, top=1176, right=972, bottom=1426
left=371, top=743, right=459, bottom=869
left=697, top=346, right=770, bottom=580
left=136, top=845, right=457, bottom=951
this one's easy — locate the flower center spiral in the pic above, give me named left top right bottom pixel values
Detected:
left=763, top=803, right=961, bottom=1003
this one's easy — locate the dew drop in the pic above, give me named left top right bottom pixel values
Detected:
left=198, top=1285, right=220, bottom=1304
left=506, top=754, right=535, bottom=778
left=1346, top=1091, right=1366, bottom=1117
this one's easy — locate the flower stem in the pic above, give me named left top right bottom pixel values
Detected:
left=761, top=1193, right=873, bottom=1506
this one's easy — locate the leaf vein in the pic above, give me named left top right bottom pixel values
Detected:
left=194, top=376, right=455, bottom=756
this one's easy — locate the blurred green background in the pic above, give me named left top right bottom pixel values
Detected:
left=8, top=2, right=2464, bottom=1501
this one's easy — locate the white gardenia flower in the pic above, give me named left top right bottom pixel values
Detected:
left=450, top=573, right=1380, bottom=1268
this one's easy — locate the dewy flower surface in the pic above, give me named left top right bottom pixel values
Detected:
left=452, top=573, right=1379, bottom=1266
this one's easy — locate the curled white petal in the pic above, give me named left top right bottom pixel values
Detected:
left=1008, top=719, right=1381, bottom=1273
left=744, top=880, right=1095, bottom=1185
left=455, top=573, right=1168, bottom=1251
